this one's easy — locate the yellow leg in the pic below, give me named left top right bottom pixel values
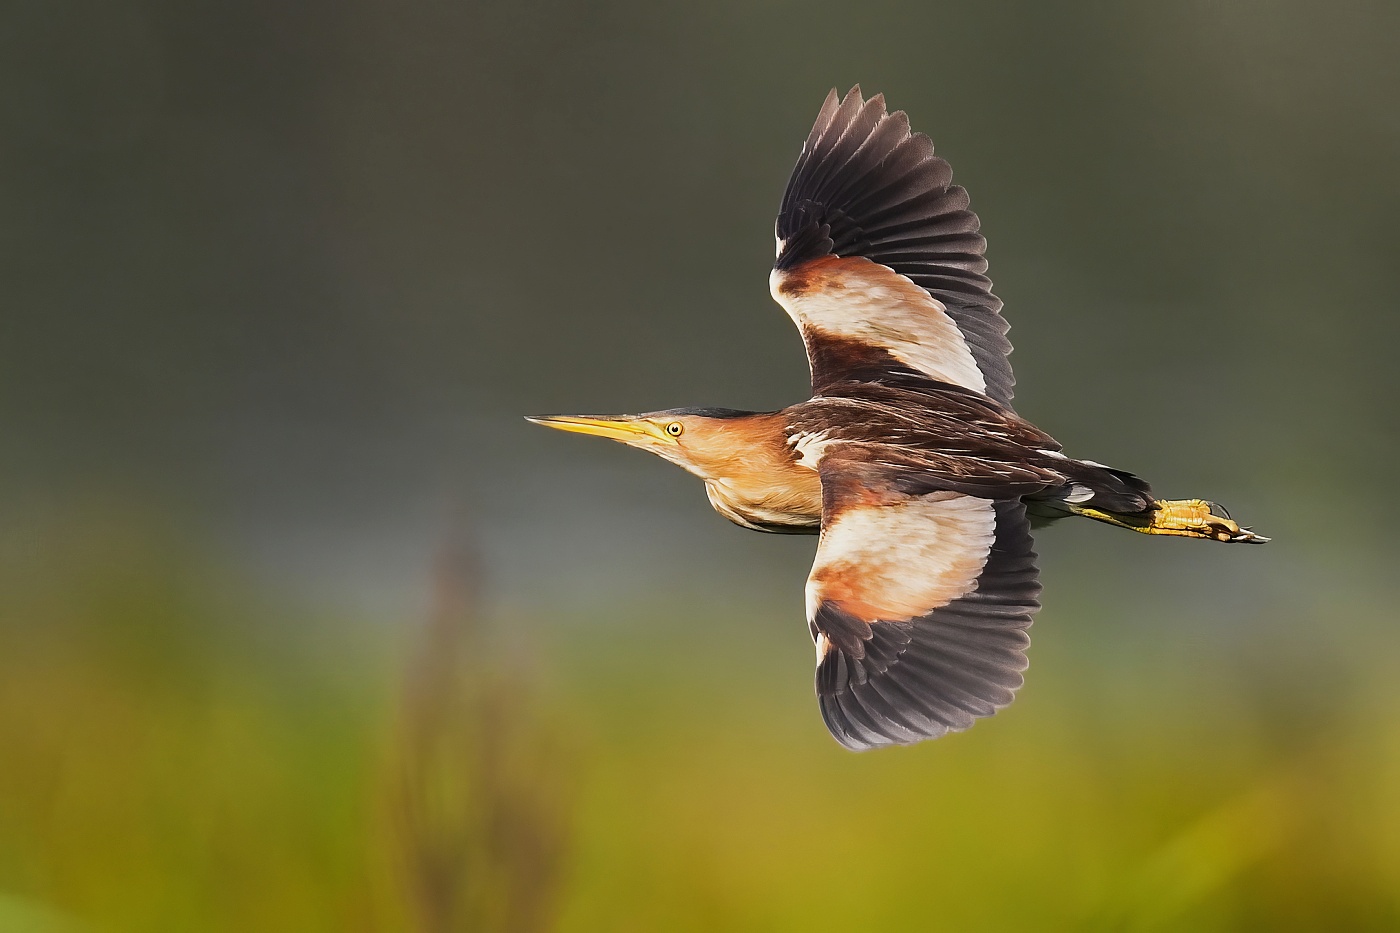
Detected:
left=1075, top=498, right=1269, bottom=544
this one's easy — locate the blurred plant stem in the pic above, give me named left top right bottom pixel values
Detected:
left=383, top=521, right=574, bottom=933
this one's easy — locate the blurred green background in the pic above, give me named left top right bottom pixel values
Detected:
left=3, top=1, right=1399, bottom=930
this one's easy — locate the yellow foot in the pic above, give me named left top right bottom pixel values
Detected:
left=1077, top=499, right=1269, bottom=543
left=1148, top=499, right=1268, bottom=543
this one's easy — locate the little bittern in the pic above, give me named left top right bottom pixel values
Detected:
left=530, top=87, right=1266, bottom=751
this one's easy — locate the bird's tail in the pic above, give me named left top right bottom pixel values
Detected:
left=1028, top=461, right=1269, bottom=543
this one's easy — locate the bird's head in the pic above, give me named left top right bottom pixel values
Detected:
left=527, top=408, right=761, bottom=481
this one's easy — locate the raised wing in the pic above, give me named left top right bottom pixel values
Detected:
left=771, top=87, right=1015, bottom=404
left=807, top=456, right=1041, bottom=750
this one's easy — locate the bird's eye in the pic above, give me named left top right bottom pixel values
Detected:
left=665, top=421, right=684, bottom=437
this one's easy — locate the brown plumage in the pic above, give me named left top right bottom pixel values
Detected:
left=530, top=87, right=1266, bottom=751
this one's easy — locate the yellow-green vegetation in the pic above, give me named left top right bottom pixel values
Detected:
left=1, top=516, right=1398, bottom=932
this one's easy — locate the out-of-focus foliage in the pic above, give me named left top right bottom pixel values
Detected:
left=386, top=531, right=572, bottom=933
left=0, top=509, right=576, bottom=933
left=1, top=508, right=1398, bottom=931
left=2, top=0, right=1398, bottom=929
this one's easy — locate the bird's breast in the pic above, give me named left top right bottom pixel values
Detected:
left=704, top=469, right=822, bottom=535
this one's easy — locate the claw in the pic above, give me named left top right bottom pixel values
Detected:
left=1073, top=498, right=1268, bottom=543
left=1149, top=498, right=1267, bottom=543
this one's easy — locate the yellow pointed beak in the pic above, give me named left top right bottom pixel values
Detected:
left=525, top=414, right=670, bottom=445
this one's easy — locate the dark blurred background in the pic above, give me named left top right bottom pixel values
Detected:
left=2, top=1, right=1398, bottom=930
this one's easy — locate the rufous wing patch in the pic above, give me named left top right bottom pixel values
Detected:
left=771, top=255, right=987, bottom=394
left=806, top=491, right=997, bottom=625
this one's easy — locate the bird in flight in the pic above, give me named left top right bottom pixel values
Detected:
left=530, top=87, right=1266, bottom=751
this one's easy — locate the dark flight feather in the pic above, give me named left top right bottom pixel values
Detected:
left=812, top=499, right=1041, bottom=751
left=775, top=86, right=1015, bottom=405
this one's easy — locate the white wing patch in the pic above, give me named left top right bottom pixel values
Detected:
left=788, top=430, right=832, bottom=471
left=806, top=492, right=997, bottom=623
left=771, top=256, right=987, bottom=395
